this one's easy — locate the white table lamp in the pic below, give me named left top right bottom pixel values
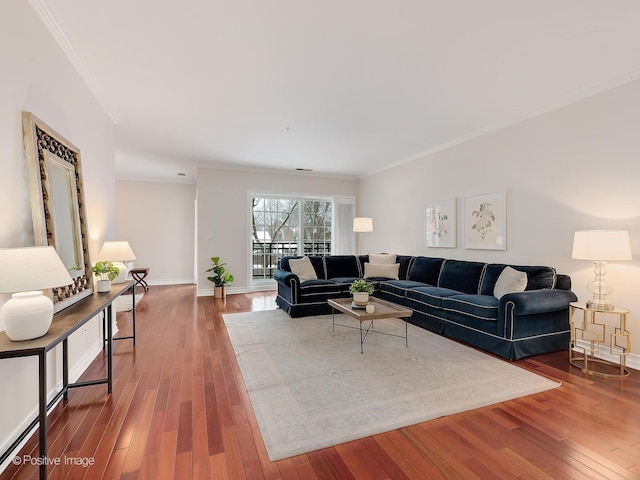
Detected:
left=97, top=241, right=136, bottom=284
left=353, top=217, right=373, bottom=255
left=572, top=230, right=632, bottom=310
left=0, top=246, right=73, bottom=341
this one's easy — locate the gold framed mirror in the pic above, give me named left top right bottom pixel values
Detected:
left=22, top=112, right=93, bottom=311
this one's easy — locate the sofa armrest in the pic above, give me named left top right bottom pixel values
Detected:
left=274, top=268, right=301, bottom=306
left=499, top=289, right=578, bottom=341
left=500, top=289, right=578, bottom=316
left=274, top=268, right=298, bottom=286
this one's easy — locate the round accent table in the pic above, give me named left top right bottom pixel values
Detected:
left=569, top=302, right=631, bottom=377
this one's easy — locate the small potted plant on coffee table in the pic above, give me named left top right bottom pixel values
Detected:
left=92, top=261, right=120, bottom=293
left=349, top=279, right=374, bottom=306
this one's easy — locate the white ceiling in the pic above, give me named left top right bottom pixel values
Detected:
left=34, top=0, right=640, bottom=183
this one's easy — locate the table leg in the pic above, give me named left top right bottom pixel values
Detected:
left=131, top=283, right=136, bottom=346
left=107, top=305, right=113, bottom=393
left=63, top=339, right=69, bottom=400
left=405, top=319, right=408, bottom=347
left=38, top=352, right=47, bottom=480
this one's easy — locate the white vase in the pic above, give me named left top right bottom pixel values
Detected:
left=0, top=291, right=54, bottom=341
left=97, top=279, right=111, bottom=293
left=353, top=292, right=369, bottom=306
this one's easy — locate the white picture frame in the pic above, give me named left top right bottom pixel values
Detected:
left=464, top=192, right=506, bottom=250
left=425, top=198, right=456, bottom=248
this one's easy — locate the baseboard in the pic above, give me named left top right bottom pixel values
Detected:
left=572, top=339, right=640, bottom=372
left=146, top=278, right=194, bottom=286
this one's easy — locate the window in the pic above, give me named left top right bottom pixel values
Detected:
left=251, top=195, right=333, bottom=281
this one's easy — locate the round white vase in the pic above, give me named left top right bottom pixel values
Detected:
left=96, top=280, right=111, bottom=292
left=0, top=291, right=54, bottom=341
left=353, top=292, right=369, bottom=306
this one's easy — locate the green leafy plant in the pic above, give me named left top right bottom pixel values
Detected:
left=91, top=261, right=120, bottom=282
left=349, top=279, right=374, bottom=295
left=206, top=256, right=235, bottom=287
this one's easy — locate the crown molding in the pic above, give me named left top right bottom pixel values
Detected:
left=28, top=0, right=118, bottom=123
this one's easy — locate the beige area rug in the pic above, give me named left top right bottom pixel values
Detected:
left=223, top=310, right=560, bottom=461
left=114, top=293, right=144, bottom=312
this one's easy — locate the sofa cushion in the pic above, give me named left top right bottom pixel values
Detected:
left=397, top=255, right=415, bottom=280
left=289, top=256, right=318, bottom=282
left=379, top=280, right=426, bottom=299
left=438, top=259, right=487, bottom=294
left=407, top=286, right=462, bottom=309
left=328, top=277, right=361, bottom=285
left=443, top=294, right=499, bottom=321
left=299, top=279, right=346, bottom=298
left=280, top=256, right=325, bottom=279
left=368, top=253, right=397, bottom=264
left=493, top=266, right=527, bottom=299
left=480, top=264, right=557, bottom=295
left=364, top=262, right=399, bottom=280
left=407, top=257, right=444, bottom=285
left=324, top=255, right=361, bottom=279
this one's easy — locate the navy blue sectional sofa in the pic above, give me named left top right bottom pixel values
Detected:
left=274, top=254, right=577, bottom=360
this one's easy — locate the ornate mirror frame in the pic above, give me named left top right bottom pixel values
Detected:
left=22, top=112, right=93, bottom=312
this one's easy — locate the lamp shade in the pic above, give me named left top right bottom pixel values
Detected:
left=353, top=217, right=374, bottom=233
left=572, top=230, right=632, bottom=261
left=97, top=241, right=136, bottom=262
left=0, top=246, right=73, bottom=293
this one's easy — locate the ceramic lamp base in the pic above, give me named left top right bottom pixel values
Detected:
left=0, top=291, right=54, bottom=341
left=111, top=262, right=129, bottom=284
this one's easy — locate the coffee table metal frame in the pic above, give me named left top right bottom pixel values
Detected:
left=328, top=297, right=413, bottom=353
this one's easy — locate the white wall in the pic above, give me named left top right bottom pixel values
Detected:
left=0, top=0, right=115, bottom=465
left=115, top=180, right=196, bottom=285
left=196, top=167, right=357, bottom=295
left=359, top=78, right=640, bottom=356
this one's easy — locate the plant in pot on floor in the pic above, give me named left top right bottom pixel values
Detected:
left=206, top=256, right=234, bottom=298
left=349, top=279, right=374, bottom=306
left=92, top=261, right=120, bottom=293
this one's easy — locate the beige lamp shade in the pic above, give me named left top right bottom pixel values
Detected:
left=572, top=230, right=632, bottom=261
left=97, top=241, right=136, bottom=262
left=0, top=246, right=74, bottom=341
left=353, top=217, right=374, bottom=233
left=0, top=246, right=73, bottom=293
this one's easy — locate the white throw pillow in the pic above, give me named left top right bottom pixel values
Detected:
left=493, top=266, right=528, bottom=299
left=364, top=262, right=400, bottom=280
left=368, top=253, right=397, bottom=264
left=289, top=257, right=318, bottom=282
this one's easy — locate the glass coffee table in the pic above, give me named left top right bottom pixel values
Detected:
left=328, top=297, right=413, bottom=353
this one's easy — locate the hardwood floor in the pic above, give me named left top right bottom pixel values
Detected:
left=2, top=284, right=639, bottom=479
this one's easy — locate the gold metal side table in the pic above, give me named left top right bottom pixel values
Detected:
left=569, top=302, right=631, bottom=377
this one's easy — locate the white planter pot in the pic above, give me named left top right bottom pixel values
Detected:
left=97, top=279, right=111, bottom=293
left=353, top=292, right=369, bottom=306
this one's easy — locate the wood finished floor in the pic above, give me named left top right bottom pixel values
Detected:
left=2, top=284, right=640, bottom=479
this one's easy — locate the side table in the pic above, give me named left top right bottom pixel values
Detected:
left=569, top=302, right=631, bottom=377
left=130, top=267, right=149, bottom=292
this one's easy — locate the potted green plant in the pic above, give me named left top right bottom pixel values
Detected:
left=349, top=279, right=374, bottom=306
left=206, top=256, right=234, bottom=298
left=92, top=261, right=120, bottom=293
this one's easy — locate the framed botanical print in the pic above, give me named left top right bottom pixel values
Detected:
left=464, top=192, right=506, bottom=250
left=425, top=198, right=456, bottom=248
